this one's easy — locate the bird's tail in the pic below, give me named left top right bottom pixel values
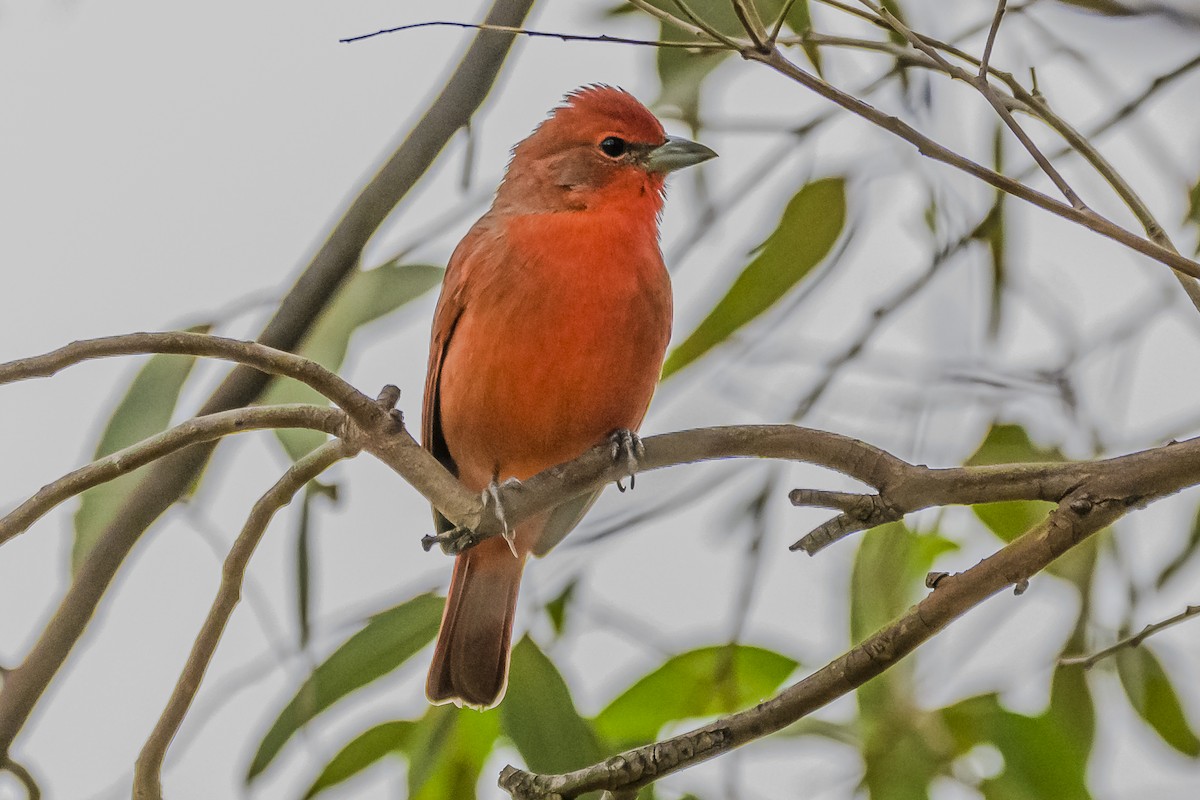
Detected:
left=425, top=536, right=524, bottom=709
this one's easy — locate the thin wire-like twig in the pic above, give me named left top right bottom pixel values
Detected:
left=1059, top=605, right=1200, bottom=669
left=0, top=405, right=344, bottom=546
left=768, top=0, right=801, bottom=44
left=132, top=439, right=359, bottom=800
left=978, top=0, right=1007, bottom=78
left=340, top=20, right=727, bottom=48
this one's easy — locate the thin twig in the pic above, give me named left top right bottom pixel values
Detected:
left=340, top=20, right=726, bottom=49
left=864, top=0, right=1086, bottom=210
left=744, top=48, right=1200, bottom=279
left=784, top=24, right=1200, bottom=314
left=0, top=405, right=344, bottom=547
left=978, top=0, right=1007, bottom=78
left=132, top=439, right=358, bottom=800
left=768, top=0, right=801, bottom=44
left=670, top=0, right=744, bottom=49
left=0, top=332, right=375, bottom=421
left=627, top=0, right=717, bottom=41
left=1059, top=605, right=1200, bottom=669
left=730, top=0, right=770, bottom=51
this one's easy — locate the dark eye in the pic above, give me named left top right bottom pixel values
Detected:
left=599, top=136, right=628, bottom=158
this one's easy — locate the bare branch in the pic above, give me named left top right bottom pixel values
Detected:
left=627, top=0, right=718, bottom=42
left=0, top=332, right=374, bottom=421
left=340, top=20, right=726, bottom=49
left=862, top=0, right=1086, bottom=210
left=0, top=405, right=344, bottom=547
left=1059, top=604, right=1200, bottom=669
left=132, top=439, right=358, bottom=800
left=768, top=0, right=801, bottom=44
left=978, top=0, right=1007, bottom=78
left=785, top=22, right=1200, bottom=314
left=729, top=0, right=769, bottom=51
left=743, top=48, right=1200, bottom=279
left=499, top=492, right=1124, bottom=798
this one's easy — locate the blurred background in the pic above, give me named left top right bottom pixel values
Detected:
left=3, top=0, right=1200, bottom=798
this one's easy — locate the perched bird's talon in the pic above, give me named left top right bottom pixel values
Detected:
left=609, top=429, right=643, bottom=487
left=483, top=481, right=519, bottom=557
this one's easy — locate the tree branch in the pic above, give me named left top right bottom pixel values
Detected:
left=341, top=20, right=726, bottom=49
left=1059, top=604, right=1200, bottom=669
left=0, top=404, right=344, bottom=547
left=498, top=491, right=1125, bottom=798
left=743, top=47, right=1200, bottom=279
left=131, top=439, right=359, bottom=800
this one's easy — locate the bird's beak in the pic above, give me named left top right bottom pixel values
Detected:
left=644, top=135, right=718, bottom=173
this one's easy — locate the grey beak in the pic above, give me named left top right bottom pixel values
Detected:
left=644, top=135, right=718, bottom=173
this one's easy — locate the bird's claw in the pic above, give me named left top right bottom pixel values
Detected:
left=609, top=429, right=644, bottom=492
left=484, top=478, right=522, bottom=557
left=422, top=525, right=477, bottom=555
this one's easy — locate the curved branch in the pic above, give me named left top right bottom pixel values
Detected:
left=132, top=439, right=358, bottom=800
left=0, top=404, right=344, bottom=547
left=499, top=490, right=1125, bottom=798
left=0, top=332, right=375, bottom=422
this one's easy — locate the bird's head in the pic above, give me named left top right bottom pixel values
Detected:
left=496, top=85, right=716, bottom=215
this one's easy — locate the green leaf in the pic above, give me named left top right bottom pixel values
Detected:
left=783, top=0, right=821, bottom=73
left=246, top=593, right=443, bottom=782
left=1188, top=176, right=1200, bottom=256
left=851, top=523, right=958, bottom=799
left=850, top=522, right=957, bottom=642
left=1117, top=645, right=1200, bottom=756
left=965, top=424, right=1098, bottom=584
left=544, top=578, right=578, bottom=638
left=72, top=324, right=209, bottom=572
left=407, top=705, right=500, bottom=800
left=663, top=177, right=846, bottom=378
left=501, top=636, right=604, bottom=774
left=975, top=124, right=1006, bottom=338
left=966, top=426, right=1060, bottom=546
left=1156, top=502, right=1200, bottom=589
left=965, top=423, right=1063, bottom=467
left=972, top=501, right=1054, bottom=545
left=302, top=720, right=413, bottom=798
left=262, top=262, right=442, bottom=460
left=594, top=645, right=797, bottom=746
left=1055, top=0, right=1135, bottom=15
left=944, top=688, right=1092, bottom=800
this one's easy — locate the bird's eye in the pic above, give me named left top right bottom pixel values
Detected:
left=599, top=136, right=628, bottom=158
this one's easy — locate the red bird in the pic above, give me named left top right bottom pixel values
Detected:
left=423, top=86, right=716, bottom=708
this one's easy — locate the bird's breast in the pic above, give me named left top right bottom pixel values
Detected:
left=437, top=211, right=672, bottom=490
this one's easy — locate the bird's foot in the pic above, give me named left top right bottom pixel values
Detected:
left=609, top=429, right=644, bottom=493
left=484, top=477, right=522, bottom=556
left=421, top=525, right=478, bottom=555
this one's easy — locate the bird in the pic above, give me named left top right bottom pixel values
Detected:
left=422, top=86, right=716, bottom=708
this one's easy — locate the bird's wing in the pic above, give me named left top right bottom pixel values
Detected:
left=423, top=231, right=478, bottom=533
